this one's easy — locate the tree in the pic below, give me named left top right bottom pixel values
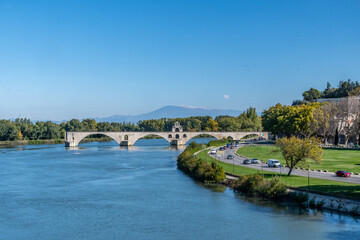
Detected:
left=216, top=117, right=241, bottom=131
left=349, top=86, right=360, bottom=96
left=82, top=119, right=97, bottom=131
left=302, top=88, right=321, bottom=101
left=204, top=118, right=219, bottom=131
left=276, top=137, right=322, bottom=176
left=17, top=131, right=23, bottom=140
left=262, top=103, right=321, bottom=138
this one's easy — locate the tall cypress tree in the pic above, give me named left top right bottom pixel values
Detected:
left=334, top=128, right=339, bottom=145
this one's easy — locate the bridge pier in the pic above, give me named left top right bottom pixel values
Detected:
left=65, top=141, right=77, bottom=147
left=170, top=140, right=187, bottom=146
left=119, top=141, right=134, bottom=146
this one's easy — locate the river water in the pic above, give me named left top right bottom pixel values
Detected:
left=0, top=139, right=359, bottom=240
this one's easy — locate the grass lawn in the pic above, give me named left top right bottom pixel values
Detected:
left=237, top=145, right=360, bottom=173
left=197, top=150, right=360, bottom=198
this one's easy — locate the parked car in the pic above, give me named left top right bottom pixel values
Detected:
left=219, top=147, right=223, bottom=151
left=243, top=159, right=251, bottom=164
left=227, top=155, right=234, bottom=159
left=268, top=159, right=281, bottom=167
left=335, top=170, right=351, bottom=177
left=210, top=149, right=217, bottom=154
left=230, top=146, right=235, bottom=149
left=251, top=158, right=261, bottom=164
left=223, top=146, right=227, bottom=150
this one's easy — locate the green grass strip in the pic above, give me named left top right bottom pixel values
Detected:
left=197, top=150, right=360, bottom=198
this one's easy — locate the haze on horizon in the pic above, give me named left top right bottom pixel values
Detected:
left=1, top=0, right=359, bottom=121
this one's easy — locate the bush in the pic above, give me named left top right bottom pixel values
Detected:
left=258, top=177, right=287, bottom=200
left=233, top=175, right=287, bottom=200
left=177, top=147, right=226, bottom=183
left=233, top=175, right=264, bottom=195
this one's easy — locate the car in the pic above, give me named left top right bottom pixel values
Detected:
left=223, top=146, right=227, bottom=150
left=335, top=170, right=351, bottom=177
left=235, top=144, right=239, bottom=147
left=243, top=159, right=251, bottom=164
left=230, top=146, right=235, bottom=149
left=210, top=149, right=217, bottom=154
left=251, top=158, right=261, bottom=164
left=268, top=159, right=281, bottom=167
left=227, top=155, right=234, bottom=159
left=219, top=147, right=223, bottom=151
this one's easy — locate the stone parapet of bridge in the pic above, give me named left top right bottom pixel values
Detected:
left=65, top=130, right=269, bottom=147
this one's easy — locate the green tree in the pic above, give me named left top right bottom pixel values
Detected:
left=81, top=119, right=97, bottom=131
left=204, top=118, right=219, bottom=131
left=302, top=88, right=321, bottom=101
left=276, top=137, right=323, bottom=176
left=64, top=119, right=83, bottom=132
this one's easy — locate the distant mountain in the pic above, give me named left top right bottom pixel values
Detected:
left=93, top=105, right=243, bottom=123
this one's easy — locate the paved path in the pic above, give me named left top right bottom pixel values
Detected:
left=208, top=143, right=360, bottom=185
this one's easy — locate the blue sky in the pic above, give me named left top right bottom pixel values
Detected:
left=1, top=0, right=359, bottom=120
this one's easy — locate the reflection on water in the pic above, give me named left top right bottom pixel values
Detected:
left=0, top=139, right=359, bottom=240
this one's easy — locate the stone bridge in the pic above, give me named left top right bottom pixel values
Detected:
left=65, top=122, right=269, bottom=147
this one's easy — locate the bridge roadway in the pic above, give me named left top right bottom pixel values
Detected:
left=209, top=142, right=360, bottom=185
left=65, top=131, right=269, bottom=147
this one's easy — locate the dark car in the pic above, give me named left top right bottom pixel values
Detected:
left=230, top=146, right=235, bottom=149
left=243, top=159, right=251, bottom=164
left=223, top=146, right=227, bottom=150
left=336, top=170, right=351, bottom=177
left=219, top=147, right=223, bottom=151
left=227, top=155, right=234, bottom=159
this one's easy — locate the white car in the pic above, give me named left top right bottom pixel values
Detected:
left=210, top=149, right=217, bottom=154
left=268, top=159, right=281, bottom=167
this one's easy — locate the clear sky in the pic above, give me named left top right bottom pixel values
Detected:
left=1, top=0, right=360, bottom=121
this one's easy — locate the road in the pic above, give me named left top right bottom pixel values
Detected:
left=209, top=143, right=360, bottom=185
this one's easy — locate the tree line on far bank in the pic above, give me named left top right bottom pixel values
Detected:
left=0, top=107, right=262, bottom=141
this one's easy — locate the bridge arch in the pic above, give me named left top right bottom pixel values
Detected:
left=132, top=133, right=171, bottom=145
left=76, top=132, right=121, bottom=145
left=239, top=133, right=263, bottom=140
left=186, top=133, right=220, bottom=144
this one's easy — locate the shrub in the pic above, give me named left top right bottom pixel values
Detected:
left=177, top=147, right=225, bottom=183
left=233, top=175, right=264, bottom=195
left=258, top=177, right=287, bottom=200
left=233, top=175, right=287, bottom=200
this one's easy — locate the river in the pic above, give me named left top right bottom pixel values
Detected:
left=0, top=139, right=359, bottom=240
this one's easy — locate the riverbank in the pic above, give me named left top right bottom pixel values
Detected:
left=189, top=145, right=360, bottom=216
